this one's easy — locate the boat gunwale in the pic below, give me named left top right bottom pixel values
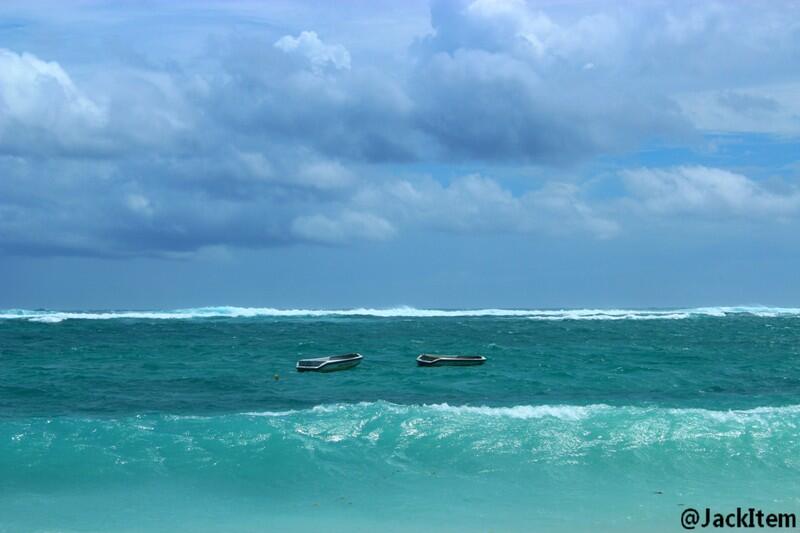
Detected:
left=296, top=353, right=363, bottom=371
left=416, top=354, right=487, bottom=366
left=417, top=354, right=486, bottom=362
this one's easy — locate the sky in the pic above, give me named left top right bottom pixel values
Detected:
left=1, top=0, right=800, bottom=310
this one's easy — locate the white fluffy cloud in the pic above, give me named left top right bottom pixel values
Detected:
left=354, top=174, right=619, bottom=239
left=275, top=31, right=351, bottom=72
left=622, top=166, right=800, bottom=218
left=460, top=0, right=620, bottom=66
left=289, top=172, right=620, bottom=244
left=0, top=49, right=106, bottom=152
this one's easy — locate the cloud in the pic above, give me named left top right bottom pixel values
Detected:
left=1, top=1, right=800, bottom=259
left=209, top=35, right=418, bottom=163
left=0, top=49, right=106, bottom=154
left=0, top=48, right=198, bottom=158
left=414, top=0, right=800, bottom=145
left=0, top=153, right=315, bottom=257
left=291, top=211, right=395, bottom=244
left=215, top=0, right=800, bottom=166
left=622, top=166, right=800, bottom=218
left=295, top=160, right=356, bottom=190
left=125, top=194, right=154, bottom=217
left=676, top=83, right=800, bottom=135
left=354, top=174, right=619, bottom=239
left=406, top=0, right=694, bottom=161
left=717, top=91, right=780, bottom=113
left=275, top=31, right=351, bottom=72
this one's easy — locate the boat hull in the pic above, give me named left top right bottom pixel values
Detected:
left=296, top=354, right=363, bottom=372
left=416, top=355, right=486, bottom=367
left=300, top=359, right=362, bottom=373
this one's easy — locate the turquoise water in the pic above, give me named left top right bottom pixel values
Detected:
left=2, top=307, right=800, bottom=532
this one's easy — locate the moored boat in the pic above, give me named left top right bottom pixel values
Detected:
left=296, top=353, right=363, bottom=372
left=416, top=354, right=486, bottom=367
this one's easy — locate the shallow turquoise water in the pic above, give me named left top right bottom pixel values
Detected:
left=2, top=308, right=800, bottom=531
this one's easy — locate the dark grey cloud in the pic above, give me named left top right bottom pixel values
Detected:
left=203, top=33, right=423, bottom=163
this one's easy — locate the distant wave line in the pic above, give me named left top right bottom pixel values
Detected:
left=1, top=305, right=799, bottom=323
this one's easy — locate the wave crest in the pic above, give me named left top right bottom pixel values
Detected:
left=5, top=401, right=800, bottom=468
left=241, top=400, right=800, bottom=421
left=2, top=305, right=800, bottom=323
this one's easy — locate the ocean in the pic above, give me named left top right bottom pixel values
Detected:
left=1, top=307, right=799, bottom=532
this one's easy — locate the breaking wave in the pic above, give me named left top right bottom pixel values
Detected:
left=4, top=401, right=800, bottom=471
left=1, top=305, right=799, bottom=323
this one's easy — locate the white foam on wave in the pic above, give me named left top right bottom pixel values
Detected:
left=424, top=403, right=607, bottom=420
left=28, top=315, right=67, bottom=323
left=238, top=400, right=800, bottom=422
left=423, top=402, right=800, bottom=423
left=2, top=305, right=800, bottom=323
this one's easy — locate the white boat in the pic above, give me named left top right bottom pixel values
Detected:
left=416, top=354, right=486, bottom=367
left=296, top=353, right=363, bottom=372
